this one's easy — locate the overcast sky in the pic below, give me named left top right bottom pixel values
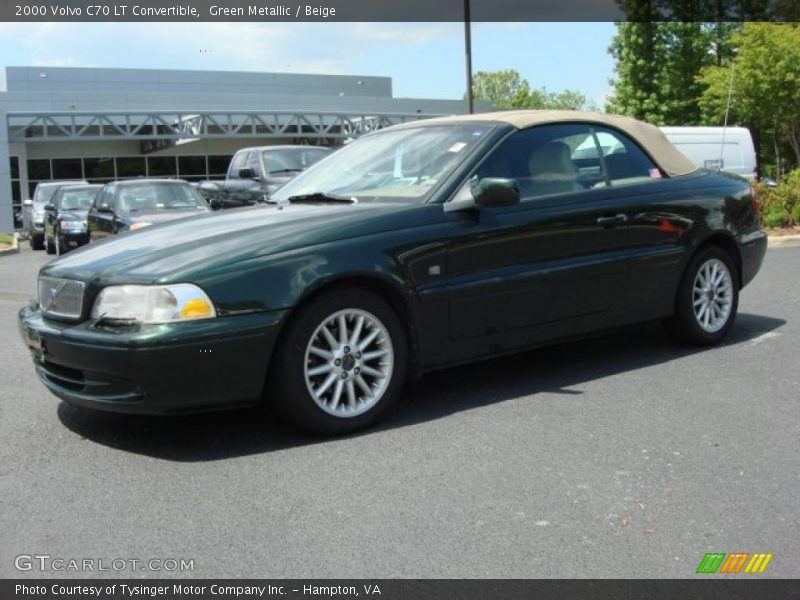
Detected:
left=0, top=22, right=616, bottom=106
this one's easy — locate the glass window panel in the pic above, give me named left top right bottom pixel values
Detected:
left=83, top=157, right=115, bottom=180
left=27, top=159, right=51, bottom=181
left=10, top=156, right=20, bottom=179
left=147, top=156, right=177, bottom=177
left=12, top=181, right=21, bottom=202
left=116, top=156, right=147, bottom=178
left=208, top=155, right=231, bottom=175
left=52, top=158, right=83, bottom=179
left=178, top=156, right=207, bottom=176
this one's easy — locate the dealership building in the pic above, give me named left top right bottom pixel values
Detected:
left=0, top=66, right=483, bottom=232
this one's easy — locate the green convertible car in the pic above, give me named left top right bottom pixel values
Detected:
left=19, top=111, right=767, bottom=434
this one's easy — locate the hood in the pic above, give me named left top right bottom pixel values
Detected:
left=43, top=201, right=421, bottom=285
left=58, top=209, right=89, bottom=221
left=128, top=207, right=210, bottom=225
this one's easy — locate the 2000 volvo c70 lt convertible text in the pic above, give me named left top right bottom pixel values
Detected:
left=19, top=111, right=767, bottom=434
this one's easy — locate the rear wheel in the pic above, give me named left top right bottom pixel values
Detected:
left=664, top=245, right=738, bottom=346
left=30, top=232, right=44, bottom=251
left=267, top=288, right=408, bottom=434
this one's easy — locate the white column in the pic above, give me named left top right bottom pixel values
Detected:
left=0, top=109, right=14, bottom=233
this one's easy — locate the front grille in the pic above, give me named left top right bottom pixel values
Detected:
left=38, top=276, right=85, bottom=320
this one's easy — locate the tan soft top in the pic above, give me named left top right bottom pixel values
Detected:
left=408, top=110, right=697, bottom=177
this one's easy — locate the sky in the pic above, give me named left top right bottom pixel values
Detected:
left=0, top=22, right=616, bottom=107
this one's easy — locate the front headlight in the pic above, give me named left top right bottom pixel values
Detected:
left=91, top=284, right=216, bottom=324
left=129, top=222, right=152, bottom=231
left=60, top=220, right=86, bottom=231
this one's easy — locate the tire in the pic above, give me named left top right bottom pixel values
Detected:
left=266, top=287, right=408, bottom=435
left=55, top=233, right=62, bottom=256
left=664, top=245, right=739, bottom=346
left=30, top=232, right=44, bottom=251
left=45, top=235, right=55, bottom=254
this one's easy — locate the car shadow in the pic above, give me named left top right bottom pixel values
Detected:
left=57, top=312, right=785, bottom=462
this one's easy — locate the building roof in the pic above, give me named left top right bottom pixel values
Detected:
left=410, top=110, right=698, bottom=177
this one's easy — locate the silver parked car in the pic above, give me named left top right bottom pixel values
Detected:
left=23, top=180, right=87, bottom=250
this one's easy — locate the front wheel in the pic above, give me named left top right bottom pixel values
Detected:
left=267, top=288, right=408, bottom=434
left=664, top=245, right=739, bottom=346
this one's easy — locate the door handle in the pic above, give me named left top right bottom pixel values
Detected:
left=597, top=214, right=628, bottom=227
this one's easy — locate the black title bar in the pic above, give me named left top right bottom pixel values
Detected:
left=4, top=579, right=800, bottom=600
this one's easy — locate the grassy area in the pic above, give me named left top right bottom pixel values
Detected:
left=0, top=234, right=14, bottom=245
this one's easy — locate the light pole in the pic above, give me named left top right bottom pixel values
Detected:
left=464, top=0, right=474, bottom=114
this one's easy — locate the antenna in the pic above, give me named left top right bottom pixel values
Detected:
left=719, top=59, right=736, bottom=171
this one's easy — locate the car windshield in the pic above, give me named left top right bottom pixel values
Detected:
left=262, top=147, right=331, bottom=174
left=117, top=183, right=206, bottom=213
left=34, top=185, right=61, bottom=205
left=271, top=124, right=493, bottom=203
left=59, top=189, right=98, bottom=210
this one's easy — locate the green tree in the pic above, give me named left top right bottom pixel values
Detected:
left=699, top=23, right=800, bottom=171
left=471, top=69, right=588, bottom=110
left=606, top=21, right=722, bottom=125
left=471, top=69, right=532, bottom=109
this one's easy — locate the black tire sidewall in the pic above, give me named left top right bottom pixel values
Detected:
left=267, top=288, right=408, bottom=434
left=673, top=246, right=739, bottom=346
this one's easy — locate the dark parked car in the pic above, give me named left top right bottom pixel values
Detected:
left=87, top=179, right=211, bottom=242
left=19, top=111, right=766, bottom=434
left=198, top=145, right=332, bottom=210
left=23, top=180, right=87, bottom=250
left=43, top=184, right=102, bottom=255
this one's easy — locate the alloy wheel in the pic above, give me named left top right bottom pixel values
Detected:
left=692, top=258, right=733, bottom=333
left=303, top=308, right=394, bottom=417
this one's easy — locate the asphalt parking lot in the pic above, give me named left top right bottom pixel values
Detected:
left=0, top=243, right=798, bottom=579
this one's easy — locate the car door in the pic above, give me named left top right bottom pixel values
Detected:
left=590, top=125, right=694, bottom=321
left=87, top=184, right=116, bottom=241
left=445, top=123, right=642, bottom=343
left=222, top=150, right=259, bottom=208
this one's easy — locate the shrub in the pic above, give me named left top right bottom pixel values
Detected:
left=791, top=203, right=800, bottom=226
left=756, top=169, right=800, bottom=227
left=762, top=207, right=791, bottom=229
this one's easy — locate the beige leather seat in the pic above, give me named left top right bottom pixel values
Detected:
left=527, top=141, right=583, bottom=196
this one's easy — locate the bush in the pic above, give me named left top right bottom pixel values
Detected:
left=792, top=203, right=800, bottom=226
left=763, top=207, right=791, bottom=228
left=756, top=168, right=800, bottom=227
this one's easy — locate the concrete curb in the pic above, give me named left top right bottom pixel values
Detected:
left=767, top=234, right=800, bottom=247
left=0, top=233, right=20, bottom=256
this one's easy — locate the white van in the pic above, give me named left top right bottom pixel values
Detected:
left=660, top=126, right=758, bottom=180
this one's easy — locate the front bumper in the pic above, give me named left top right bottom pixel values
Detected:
left=18, top=306, right=287, bottom=414
left=737, top=229, right=768, bottom=289
left=59, top=231, right=89, bottom=248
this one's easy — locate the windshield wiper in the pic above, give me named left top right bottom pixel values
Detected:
left=270, top=168, right=304, bottom=175
left=286, top=192, right=356, bottom=204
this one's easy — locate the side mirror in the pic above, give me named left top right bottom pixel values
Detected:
left=44, top=204, right=56, bottom=212
left=472, top=177, right=520, bottom=208
left=97, top=204, right=113, bottom=214
left=23, top=199, right=33, bottom=207
left=238, top=167, right=257, bottom=180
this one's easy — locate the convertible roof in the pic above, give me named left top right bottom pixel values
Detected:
left=412, top=110, right=698, bottom=177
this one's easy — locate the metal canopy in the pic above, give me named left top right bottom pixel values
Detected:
left=6, top=110, right=441, bottom=142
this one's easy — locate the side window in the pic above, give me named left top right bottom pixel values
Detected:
left=472, top=123, right=599, bottom=201
left=228, top=151, right=247, bottom=179
left=246, top=151, right=262, bottom=177
left=94, top=186, right=113, bottom=210
left=592, top=126, right=661, bottom=187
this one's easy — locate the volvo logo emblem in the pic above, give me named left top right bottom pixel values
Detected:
left=44, top=281, right=68, bottom=310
